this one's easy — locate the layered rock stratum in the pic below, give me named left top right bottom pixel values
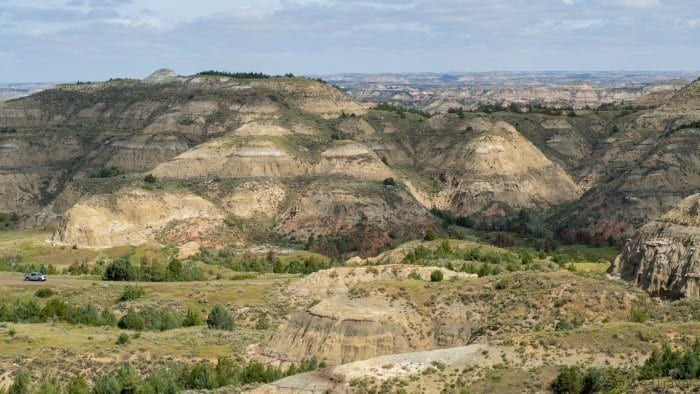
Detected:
left=0, top=70, right=698, bottom=254
left=610, top=193, right=700, bottom=299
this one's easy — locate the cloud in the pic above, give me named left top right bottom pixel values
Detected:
left=105, top=15, right=165, bottom=30
left=611, top=0, right=660, bottom=9
left=351, top=22, right=432, bottom=34
left=0, top=0, right=698, bottom=81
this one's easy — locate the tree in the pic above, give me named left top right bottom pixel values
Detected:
left=103, top=257, right=137, bottom=281
left=207, top=305, right=235, bottom=330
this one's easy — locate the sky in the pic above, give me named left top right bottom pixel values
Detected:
left=0, top=0, right=699, bottom=82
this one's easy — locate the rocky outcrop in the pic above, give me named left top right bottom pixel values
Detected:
left=259, top=265, right=474, bottom=365
left=610, top=193, right=700, bottom=299
left=51, top=189, right=225, bottom=248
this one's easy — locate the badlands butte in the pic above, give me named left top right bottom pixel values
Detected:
left=0, top=70, right=699, bottom=393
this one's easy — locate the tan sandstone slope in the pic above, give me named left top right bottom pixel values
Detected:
left=610, top=193, right=700, bottom=299
left=51, top=189, right=227, bottom=249
left=414, top=119, right=581, bottom=216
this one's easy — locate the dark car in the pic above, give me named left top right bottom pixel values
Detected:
left=24, top=272, right=47, bottom=281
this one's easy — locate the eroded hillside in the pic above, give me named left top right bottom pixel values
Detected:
left=1, top=71, right=699, bottom=255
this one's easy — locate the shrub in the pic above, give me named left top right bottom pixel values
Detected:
left=551, top=366, right=583, bottom=394
left=188, top=363, right=218, bottom=390
left=207, top=305, right=235, bottom=330
left=159, top=308, right=183, bottom=331
left=115, top=363, right=140, bottom=394
left=103, top=257, right=137, bottom=281
left=34, top=288, right=55, bottom=298
left=494, top=278, right=509, bottom=290
left=116, top=333, right=131, bottom=345
left=382, top=177, right=396, bottom=186
left=183, top=308, right=203, bottom=327
left=144, top=174, right=157, bottom=183
left=555, top=318, right=574, bottom=331
left=255, top=312, right=270, bottom=330
left=66, top=373, right=90, bottom=394
left=92, top=374, right=122, bottom=394
left=407, top=271, right=422, bottom=280
left=140, top=368, right=181, bottom=393
left=118, top=308, right=145, bottom=330
left=629, top=306, right=649, bottom=323
left=430, top=269, right=444, bottom=282
left=424, top=230, right=438, bottom=241
left=100, top=309, right=118, bottom=326
left=119, top=285, right=145, bottom=302
left=8, top=372, right=31, bottom=394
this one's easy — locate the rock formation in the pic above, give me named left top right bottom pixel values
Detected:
left=610, top=193, right=700, bottom=299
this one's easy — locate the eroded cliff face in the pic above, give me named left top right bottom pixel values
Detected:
left=50, top=189, right=227, bottom=249
left=258, top=265, right=646, bottom=366
left=610, top=193, right=700, bottom=299
left=259, top=265, right=475, bottom=365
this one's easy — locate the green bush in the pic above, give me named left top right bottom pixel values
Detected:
left=629, top=307, right=649, bottom=323
left=34, top=288, right=55, bottom=298
left=255, top=312, right=270, bottom=330
left=188, top=363, right=217, bottom=390
left=639, top=340, right=700, bottom=380
left=143, top=174, right=157, bottom=184
left=207, top=305, right=235, bottom=330
left=382, top=177, right=396, bottom=186
left=116, top=333, right=131, bottom=345
left=92, top=374, right=122, bottom=394
left=103, top=258, right=137, bottom=281
left=114, top=363, right=140, bottom=394
left=36, top=378, right=62, bottom=394
left=8, top=372, right=31, bottom=394
left=66, top=373, right=90, bottom=394
left=407, top=271, right=422, bottom=280
left=424, top=230, right=438, bottom=241
left=551, top=366, right=583, bottom=394
left=118, top=308, right=145, bottom=330
left=159, top=308, right=183, bottom=331
left=183, top=308, right=203, bottom=327
left=555, top=318, right=574, bottom=331
left=430, top=269, right=443, bottom=282
left=118, top=285, right=145, bottom=302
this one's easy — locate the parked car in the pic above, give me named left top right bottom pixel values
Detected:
left=25, top=272, right=47, bottom=281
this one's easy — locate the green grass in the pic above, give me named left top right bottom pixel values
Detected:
left=557, top=244, right=620, bottom=262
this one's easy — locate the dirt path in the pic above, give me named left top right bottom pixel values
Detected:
left=0, top=273, right=91, bottom=286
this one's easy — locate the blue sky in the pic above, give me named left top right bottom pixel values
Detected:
left=1, top=0, right=698, bottom=82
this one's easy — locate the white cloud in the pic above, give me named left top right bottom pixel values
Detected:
left=105, top=15, right=165, bottom=30
left=351, top=22, right=432, bottom=34
left=610, top=0, right=661, bottom=9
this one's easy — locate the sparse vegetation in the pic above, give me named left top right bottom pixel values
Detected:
left=196, top=70, right=271, bottom=79
left=118, top=284, right=145, bottom=302
left=89, top=167, right=124, bottom=179
left=373, top=102, right=432, bottom=118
